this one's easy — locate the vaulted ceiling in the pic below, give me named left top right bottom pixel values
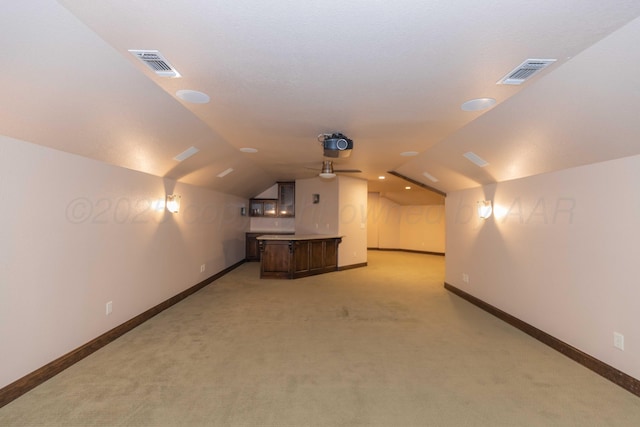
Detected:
left=3, top=1, right=640, bottom=205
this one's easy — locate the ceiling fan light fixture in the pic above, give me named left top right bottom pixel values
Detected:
left=319, top=160, right=336, bottom=179
left=319, top=172, right=336, bottom=179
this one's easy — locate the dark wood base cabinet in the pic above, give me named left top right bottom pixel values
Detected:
left=245, top=233, right=262, bottom=262
left=246, top=232, right=294, bottom=261
left=258, top=236, right=341, bottom=279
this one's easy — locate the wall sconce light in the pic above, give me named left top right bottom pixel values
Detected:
left=151, top=198, right=166, bottom=212
left=313, top=194, right=320, bottom=204
left=166, top=194, right=181, bottom=213
left=477, top=200, right=492, bottom=219
left=240, top=206, right=247, bottom=216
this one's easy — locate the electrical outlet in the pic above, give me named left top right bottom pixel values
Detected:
left=614, top=332, right=624, bottom=350
left=200, top=264, right=206, bottom=273
left=462, top=273, right=470, bottom=284
left=106, top=301, right=113, bottom=316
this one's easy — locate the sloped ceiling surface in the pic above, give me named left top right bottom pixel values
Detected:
left=2, top=1, right=640, bottom=202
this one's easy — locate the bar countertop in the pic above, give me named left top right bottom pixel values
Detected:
left=256, top=234, right=342, bottom=241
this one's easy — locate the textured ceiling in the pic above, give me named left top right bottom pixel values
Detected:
left=2, top=1, right=640, bottom=204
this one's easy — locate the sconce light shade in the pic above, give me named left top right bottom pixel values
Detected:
left=166, top=194, right=181, bottom=213
left=319, top=160, right=336, bottom=179
left=240, top=206, right=247, bottom=216
left=151, top=198, right=166, bottom=212
left=477, top=200, right=492, bottom=219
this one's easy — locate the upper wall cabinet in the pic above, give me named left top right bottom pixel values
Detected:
left=250, top=199, right=277, bottom=217
left=277, top=181, right=295, bottom=217
left=250, top=182, right=295, bottom=217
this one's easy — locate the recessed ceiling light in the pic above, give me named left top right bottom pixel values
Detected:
left=217, top=168, right=234, bottom=178
left=461, top=98, right=496, bottom=112
left=422, top=171, right=439, bottom=182
left=239, top=147, right=258, bottom=153
left=400, top=151, right=419, bottom=157
left=463, top=151, right=489, bottom=167
left=405, top=186, right=411, bottom=190
left=378, top=176, right=385, bottom=180
left=173, top=146, right=199, bottom=162
left=176, top=89, right=210, bottom=104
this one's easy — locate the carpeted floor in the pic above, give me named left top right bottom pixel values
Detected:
left=2, top=251, right=640, bottom=426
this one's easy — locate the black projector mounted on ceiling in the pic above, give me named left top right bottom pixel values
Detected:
left=319, top=133, right=353, bottom=158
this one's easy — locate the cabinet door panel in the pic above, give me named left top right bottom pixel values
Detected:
left=294, top=241, right=310, bottom=273
left=262, top=242, right=290, bottom=274
left=250, top=200, right=263, bottom=216
left=310, top=241, right=325, bottom=270
left=277, top=182, right=295, bottom=217
left=245, top=233, right=261, bottom=261
left=263, top=200, right=277, bottom=216
left=324, top=240, right=338, bottom=269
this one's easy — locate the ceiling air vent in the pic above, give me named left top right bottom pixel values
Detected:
left=497, top=59, right=556, bottom=85
left=463, top=151, right=489, bottom=167
left=128, top=49, right=181, bottom=78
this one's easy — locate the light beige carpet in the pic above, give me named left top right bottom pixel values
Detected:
left=2, top=251, right=640, bottom=426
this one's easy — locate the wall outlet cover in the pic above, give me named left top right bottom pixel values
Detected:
left=614, top=332, right=624, bottom=350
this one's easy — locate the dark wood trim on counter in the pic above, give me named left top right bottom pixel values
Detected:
left=444, top=282, right=640, bottom=398
left=0, top=260, right=245, bottom=409
left=338, top=262, right=368, bottom=271
left=368, top=247, right=445, bottom=257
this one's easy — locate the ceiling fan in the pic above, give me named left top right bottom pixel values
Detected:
left=314, top=160, right=362, bottom=178
left=306, top=133, right=361, bottom=178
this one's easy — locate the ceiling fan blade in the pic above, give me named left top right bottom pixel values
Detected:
left=304, top=161, right=361, bottom=173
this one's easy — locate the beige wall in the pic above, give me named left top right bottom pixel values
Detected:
left=249, top=216, right=295, bottom=232
left=445, top=154, right=640, bottom=380
left=0, top=135, right=248, bottom=388
left=295, top=176, right=367, bottom=267
left=338, top=176, right=368, bottom=266
left=368, top=193, right=445, bottom=253
left=398, top=205, right=445, bottom=253
left=295, top=177, right=339, bottom=235
left=367, top=193, right=381, bottom=247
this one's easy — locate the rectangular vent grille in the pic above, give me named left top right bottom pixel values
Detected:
left=217, top=168, right=234, bottom=178
left=463, top=151, right=489, bottom=167
left=173, top=146, right=199, bottom=162
left=497, top=59, right=556, bottom=85
left=128, top=49, right=181, bottom=78
left=422, top=171, right=439, bottom=183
